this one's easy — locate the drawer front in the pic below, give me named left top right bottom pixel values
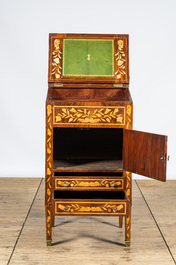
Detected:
left=54, top=200, right=127, bottom=215
left=53, top=106, right=125, bottom=127
left=54, top=177, right=125, bottom=190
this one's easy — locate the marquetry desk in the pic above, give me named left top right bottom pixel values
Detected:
left=45, top=33, right=168, bottom=246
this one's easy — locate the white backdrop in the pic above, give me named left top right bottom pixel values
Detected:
left=0, top=0, right=176, bottom=179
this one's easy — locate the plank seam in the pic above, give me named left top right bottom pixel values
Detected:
left=7, top=178, right=43, bottom=265
left=136, top=180, right=176, bottom=265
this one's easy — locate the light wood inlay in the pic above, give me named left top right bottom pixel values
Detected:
left=53, top=106, right=125, bottom=126
left=55, top=201, right=127, bottom=215
left=55, top=178, right=124, bottom=190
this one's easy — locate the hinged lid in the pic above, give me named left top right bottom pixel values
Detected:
left=48, top=33, right=129, bottom=85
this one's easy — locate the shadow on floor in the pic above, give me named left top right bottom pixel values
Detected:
left=55, top=216, right=120, bottom=228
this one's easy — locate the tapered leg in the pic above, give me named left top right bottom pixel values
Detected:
left=46, top=205, right=52, bottom=246
left=119, top=216, right=123, bottom=228
left=51, top=213, right=55, bottom=227
left=125, top=206, right=131, bottom=247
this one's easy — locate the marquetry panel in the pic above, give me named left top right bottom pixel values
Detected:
left=53, top=106, right=125, bottom=126
left=48, top=33, right=129, bottom=84
left=126, top=104, right=132, bottom=129
left=55, top=201, right=127, bottom=215
left=45, top=105, right=53, bottom=204
left=54, top=177, right=124, bottom=190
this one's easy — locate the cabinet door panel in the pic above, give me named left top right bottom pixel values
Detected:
left=123, top=129, right=167, bottom=181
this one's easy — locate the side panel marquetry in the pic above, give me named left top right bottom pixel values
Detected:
left=55, top=201, right=127, bottom=215
left=54, top=177, right=124, bottom=190
left=115, top=38, right=128, bottom=81
left=126, top=104, right=132, bottom=129
left=53, top=106, right=125, bottom=126
left=46, top=105, right=53, bottom=203
left=125, top=171, right=132, bottom=202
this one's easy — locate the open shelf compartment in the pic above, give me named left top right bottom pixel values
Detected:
left=53, top=128, right=123, bottom=172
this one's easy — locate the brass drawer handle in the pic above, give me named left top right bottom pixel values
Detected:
left=64, top=206, right=69, bottom=212
left=63, top=182, right=68, bottom=187
left=113, top=206, right=117, bottom=212
left=110, top=181, right=115, bottom=187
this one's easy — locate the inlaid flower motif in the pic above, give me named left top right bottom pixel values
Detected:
left=115, top=39, right=126, bottom=79
left=54, top=107, right=124, bottom=124
left=51, top=39, right=62, bottom=79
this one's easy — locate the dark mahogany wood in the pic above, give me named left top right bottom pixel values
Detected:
left=51, top=88, right=132, bottom=101
left=123, top=129, right=167, bottom=181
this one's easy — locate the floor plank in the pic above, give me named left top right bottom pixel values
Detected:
left=0, top=178, right=42, bottom=265
left=137, top=180, right=176, bottom=264
left=8, top=179, right=175, bottom=265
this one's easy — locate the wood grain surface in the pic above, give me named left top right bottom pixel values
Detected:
left=123, top=129, right=167, bottom=181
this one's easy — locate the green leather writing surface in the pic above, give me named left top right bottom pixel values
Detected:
left=62, top=39, right=114, bottom=76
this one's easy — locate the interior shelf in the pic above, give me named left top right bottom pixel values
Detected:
left=53, top=159, right=123, bottom=172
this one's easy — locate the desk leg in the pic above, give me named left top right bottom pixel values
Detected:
left=119, top=216, right=123, bottom=228
left=51, top=214, right=55, bottom=227
left=125, top=205, right=131, bottom=247
left=46, top=205, right=52, bottom=246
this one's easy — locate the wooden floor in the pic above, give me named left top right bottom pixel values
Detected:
left=0, top=178, right=176, bottom=265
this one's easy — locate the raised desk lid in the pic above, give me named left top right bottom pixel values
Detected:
left=48, top=34, right=129, bottom=85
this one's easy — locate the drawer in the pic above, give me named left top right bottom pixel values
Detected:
left=53, top=106, right=125, bottom=127
left=53, top=176, right=125, bottom=190
left=54, top=190, right=129, bottom=216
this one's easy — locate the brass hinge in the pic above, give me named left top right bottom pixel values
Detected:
left=53, top=83, right=64, bottom=87
left=113, top=84, right=123, bottom=88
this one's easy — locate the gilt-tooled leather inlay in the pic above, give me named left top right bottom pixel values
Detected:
left=55, top=202, right=126, bottom=215
left=53, top=106, right=125, bottom=125
left=62, top=39, right=114, bottom=77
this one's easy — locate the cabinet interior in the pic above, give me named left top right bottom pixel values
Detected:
left=54, top=190, right=125, bottom=200
left=53, top=128, right=123, bottom=171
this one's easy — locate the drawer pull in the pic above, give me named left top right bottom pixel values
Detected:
left=64, top=206, right=69, bottom=212
left=110, top=181, right=115, bottom=187
left=113, top=206, right=117, bottom=212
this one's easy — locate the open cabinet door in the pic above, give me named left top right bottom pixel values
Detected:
left=123, top=129, right=168, bottom=181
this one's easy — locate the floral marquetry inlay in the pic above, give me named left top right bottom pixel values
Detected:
left=46, top=209, right=51, bottom=236
left=115, top=40, right=127, bottom=80
left=55, top=202, right=126, bottom=215
left=53, top=106, right=125, bottom=126
left=46, top=105, right=52, bottom=203
left=126, top=105, right=132, bottom=129
left=125, top=171, right=131, bottom=202
left=51, top=39, right=62, bottom=79
left=55, top=178, right=124, bottom=189
left=126, top=216, right=131, bottom=241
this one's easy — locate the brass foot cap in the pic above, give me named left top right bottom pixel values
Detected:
left=125, top=241, right=130, bottom=247
left=47, top=240, right=52, bottom=246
